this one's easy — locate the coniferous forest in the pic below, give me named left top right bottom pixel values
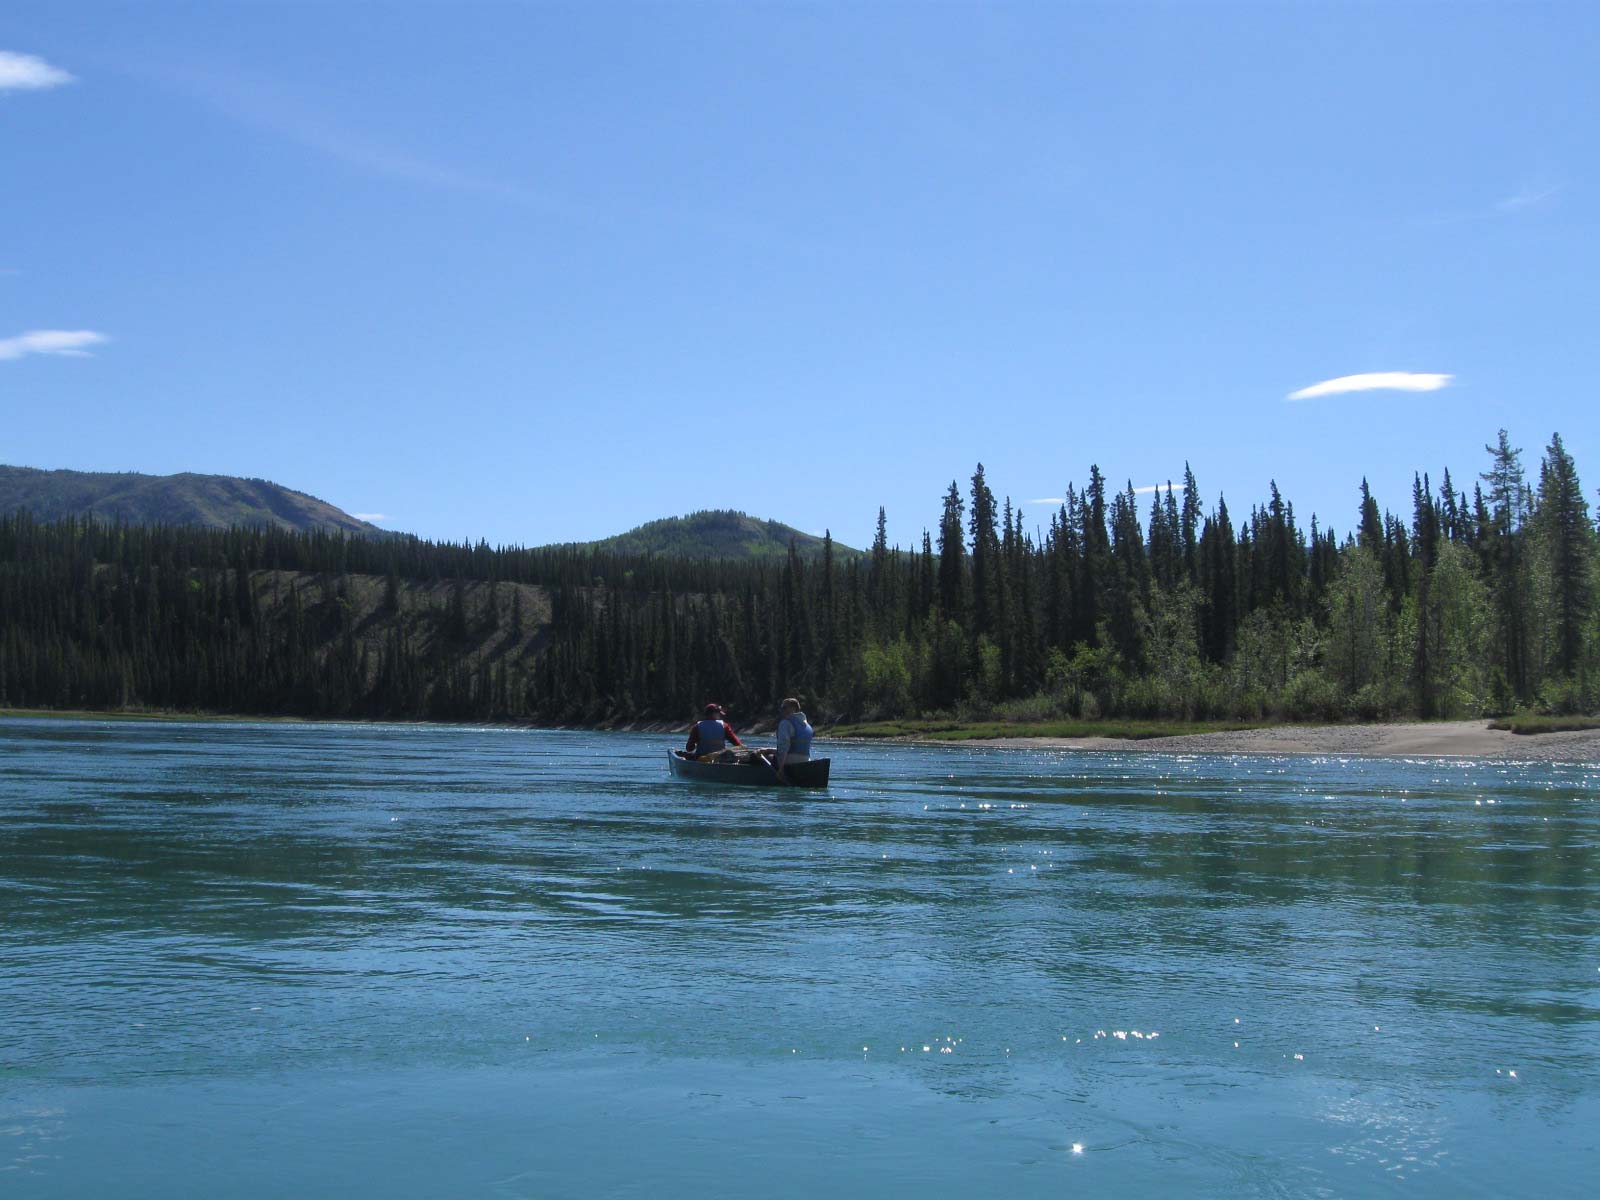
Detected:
left=2, top=429, right=1596, bottom=727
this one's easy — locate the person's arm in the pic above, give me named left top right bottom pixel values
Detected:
left=774, top=717, right=792, bottom=772
left=685, top=725, right=698, bottom=753
left=724, top=722, right=742, bottom=747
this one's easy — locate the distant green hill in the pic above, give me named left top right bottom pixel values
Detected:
left=575, top=510, right=860, bottom=560
left=0, top=465, right=383, bottom=535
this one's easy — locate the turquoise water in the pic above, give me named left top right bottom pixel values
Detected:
left=2, top=717, right=1597, bottom=1197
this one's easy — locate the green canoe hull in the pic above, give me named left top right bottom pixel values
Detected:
left=667, top=750, right=832, bottom=789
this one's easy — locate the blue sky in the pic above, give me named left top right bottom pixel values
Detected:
left=3, top=2, right=1596, bottom=550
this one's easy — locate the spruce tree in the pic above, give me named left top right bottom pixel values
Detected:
left=1180, top=463, right=1201, bottom=586
left=1411, top=473, right=1440, bottom=715
left=968, top=464, right=1001, bottom=636
left=1358, top=479, right=1384, bottom=556
left=821, top=531, right=838, bottom=694
left=1078, top=466, right=1111, bottom=646
left=937, top=481, right=967, bottom=620
left=1198, top=498, right=1237, bottom=663
left=1534, top=432, right=1592, bottom=679
left=1481, top=430, right=1530, bottom=701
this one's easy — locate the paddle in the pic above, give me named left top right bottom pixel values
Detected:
left=765, top=752, right=791, bottom=787
left=765, top=712, right=797, bottom=786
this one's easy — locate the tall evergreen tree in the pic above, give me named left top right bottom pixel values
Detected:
left=1358, top=478, right=1385, bottom=556
left=1411, top=473, right=1441, bottom=715
left=1077, top=466, right=1111, bottom=646
left=1106, top=484, right=1149, bottom=667
left=1198, top=498, right=1237, bottom=663
left=868, top=507, right=890, bottom=636
left=1535, top=432, right=1593, bottom=679
left=968, top=464, right=1001, bottom=636
left=1180, top=463, right=1202, bottom=586
left=917, top=530, right=935, bottom=618
left=936, top=482, right=967, bottom=620
left=820, top=531, right=837, bottom=695
left=1438, top=468, right=1462, bottom=542
left=1481, top=430, right=1530, bottom=701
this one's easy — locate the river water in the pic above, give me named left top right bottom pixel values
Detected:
left=2, top=717, right=1596, bottom=1197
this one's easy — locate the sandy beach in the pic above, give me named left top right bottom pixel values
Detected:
left=978, top=720, right=1600, bottom=764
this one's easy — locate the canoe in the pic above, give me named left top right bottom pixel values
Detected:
left=666, top=749, right=831, bottom=789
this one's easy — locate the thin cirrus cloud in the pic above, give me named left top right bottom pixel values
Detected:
left=0, top=50, right=74, bottom=91
left=153, top=57, right=550, bottom=205
left=1286, top=372, right=1453, bottom=402
left=352, top=513, right=389, bottom=523
left=0, top=329, right=107, bottom=361
left=1494, top=185, right=1558, bottom=213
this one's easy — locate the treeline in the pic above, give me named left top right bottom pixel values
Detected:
left=0, top=429, right=1595, bottom=725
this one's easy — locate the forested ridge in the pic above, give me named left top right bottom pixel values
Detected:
left=1, top=429, right=1595, bottom=726
left=0, top=464, right=381, bottom=535
left=574, top=509, right=859, bottom=561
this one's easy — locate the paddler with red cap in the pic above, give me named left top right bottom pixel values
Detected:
left=685, top=702, right=743, bottom=761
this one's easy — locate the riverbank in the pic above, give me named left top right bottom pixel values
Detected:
left=6, top=708, right=1598, bottom=762
left=0, top=708, right=748, bottom=736
left=970, top=719, right=1600, bottom=763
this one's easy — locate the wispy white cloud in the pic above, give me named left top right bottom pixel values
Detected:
left=1287, top=372, right=1452, bottom=402
left=0, top=329, right=107, bottom=361
left=1494, top=185, right=1558, bottom=213
left=156, top=58, right=539, bottom=202
left=1026, top=497, right=1065, bottom=506
left=0, top=50, right=73, bottom=91
left=352, top=512, right=388, bottom=523
left=1133, top=484, right=1186, bottom=495
left=1420, top=180, right=1562, bottom=226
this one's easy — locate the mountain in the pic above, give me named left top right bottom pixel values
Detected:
left=574, top=510, right=860, bottom=560
left=0, top=465, right=383, bottom=535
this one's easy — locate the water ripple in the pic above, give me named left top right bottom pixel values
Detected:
left=2, top=717, right=1597, bottom=1197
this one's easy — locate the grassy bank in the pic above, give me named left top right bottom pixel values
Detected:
left=0, top=706, right=271, bottom=724
left=1487, top=714, right=1600, bottom=735
left=828, top=717, right=1271, bottom=742
left=0, top=706, right=539, bottom=729
left=0, top=706, right=691, bottom=734
left=5, top=706, right=1254, bottom=741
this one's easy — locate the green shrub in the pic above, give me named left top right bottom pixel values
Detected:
left=1488, top=712, right=1600, bottom=734
left=991, top=694, right=1063, bottom=724
left=1279, top=670, right=1342, bottom=721
left=1348, top=681, right=1404, bottom=721
left=1536, top=676, right=1595, bottom=716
